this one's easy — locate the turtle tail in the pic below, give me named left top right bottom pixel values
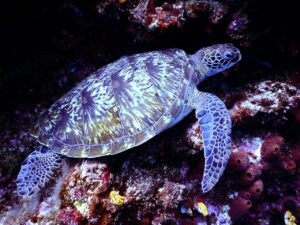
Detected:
left=16, top=146, right=62, bottom=197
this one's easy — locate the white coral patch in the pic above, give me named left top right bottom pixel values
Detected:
left=238, top=81, right=299, bottom=115
left=238, top=136, right=262, bottom=163
left=204, top=203, right=232, bottom=225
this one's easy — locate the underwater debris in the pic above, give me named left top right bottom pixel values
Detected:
left=240, top=164, right=262, bottom=185
left=261, top=135, right=285, bottom=161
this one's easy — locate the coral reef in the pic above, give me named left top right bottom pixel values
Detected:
left=60, top=161, right=111, bottom=221
left=130, top=0, right=186, bottom=29
left=230, top=81, right=300, bottom=124
left=96, top=0, right=229, bottom=29
left=229, top=196, right=252, bottom=220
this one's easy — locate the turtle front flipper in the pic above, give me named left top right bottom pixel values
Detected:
left=16, top=146, right=62, bottom=197
left=188, top=90, right=232, bottom=193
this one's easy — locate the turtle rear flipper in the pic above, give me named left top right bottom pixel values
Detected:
left=188, top=90, right=232, bottom=193
left=16, top=146, right=62, bottom=197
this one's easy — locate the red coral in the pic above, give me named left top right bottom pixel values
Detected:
left=240, top=164, right=262, bottom=185
left=248, top=179, right=264, bottom=199
left=228, top=149, right=250, bottom=172
left=238, top=190, right=251, bottom=200
left=229, top=196, right=252, bottom=220
left=281, top=156, right=296, bottom=174
left=261, top=135, right=297, bottom=173
left=261, top=135, right=285, bottom=160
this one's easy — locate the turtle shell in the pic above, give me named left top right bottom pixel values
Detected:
left=31, top=49, right=196, bottom=158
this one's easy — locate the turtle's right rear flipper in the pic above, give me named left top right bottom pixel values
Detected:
left=16, top=146, right=62, bottom=197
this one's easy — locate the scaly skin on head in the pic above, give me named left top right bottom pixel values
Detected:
left=191, top=43, right=241, bottom=81
left=187, top=43, right=241, bottom=193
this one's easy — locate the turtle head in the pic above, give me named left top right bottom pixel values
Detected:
left=192, top=43, right=241, bottom=80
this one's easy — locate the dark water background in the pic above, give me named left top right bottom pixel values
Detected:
left=0, top=0, right=299, bottom=119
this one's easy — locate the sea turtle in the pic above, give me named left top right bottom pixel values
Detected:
left=16, top=43, right=241, bottom=197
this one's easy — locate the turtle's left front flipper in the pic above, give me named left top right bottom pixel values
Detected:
left=188, top=90, right=232, bottom=193
left=16, top=146, right=62, bottom=197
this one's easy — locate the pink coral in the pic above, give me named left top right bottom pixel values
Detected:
left=228, top=149, right=250, bottom=172
left=229, top=196, right=252, bottom=220
left=238, top=190, right=251, bottom=200
left=248, top=179, right=264, bottom=199
left=261, top=134, right=285, bottom=160
left=261, top=134, right=297, bottom=173
left=240, top=164, right=262, bottom=185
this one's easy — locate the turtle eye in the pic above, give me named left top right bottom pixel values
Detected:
left=223, top=50, right=234, bottom=59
